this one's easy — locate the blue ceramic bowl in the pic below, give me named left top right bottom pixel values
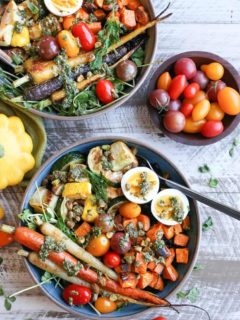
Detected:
left=21, top=136, right=201, bottom=319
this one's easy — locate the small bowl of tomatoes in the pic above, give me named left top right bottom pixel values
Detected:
left=147, top=51, right=240, bottom=145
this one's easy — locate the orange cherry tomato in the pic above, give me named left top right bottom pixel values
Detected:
left=95, top=297, right=117, bottom=313
left=206, top=102, right=225, bottom=121
left=86, top=235, right=110, bottom=257
left=184, top=90, right=207, bottom=106
left=57, top=30, right=80, bottom=58
left=192, top=99, right=210, bottom=121
left=63, top=15, right=75, bottom=30
left=201, top=62, right=224, bottom=81
left=157, top=72, right=172, bottom=91
left=183, top=118, right=206, bottom=133
left=119, top=202, right=141, bottom=219
left=217, top=87, right=240, bottom=115
left=0, top=231, right=14, bottom=248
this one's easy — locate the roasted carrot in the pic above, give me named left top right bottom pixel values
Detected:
left=176, top=248, right=189, bottom=264
left=12, top=226, right=168, bottom=306
left=137, top=214, right=150, bottom=231
left=75, top=222, right=91, bottom=237
left=174, top=234, right=189, bottom=247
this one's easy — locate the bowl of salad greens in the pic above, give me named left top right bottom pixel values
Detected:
left=0, top=0, right=170, bottom=120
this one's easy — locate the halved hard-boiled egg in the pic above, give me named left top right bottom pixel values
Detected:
left=121, top=167, right=159, bottom=204
left=44, top=0, right=83, bottom=17
left=151, top=189, right=190, bottom=226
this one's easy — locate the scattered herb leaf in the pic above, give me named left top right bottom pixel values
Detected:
left=177, top=287, right=199, bottom=303
left=131, top=47, right=145, bottom=67
left=193, top=263, right=204, bottom=271
left=202, top=216, right=213, bottom=232
left=26, top=0, right=39, bottom=14
left=229, top=137, right=240, bottom=157
left=208, top=177, right=219, bottom=188
left=198, top=164, right=210, bottom=173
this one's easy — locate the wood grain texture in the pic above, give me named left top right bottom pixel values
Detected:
left=1, top=0, right=240, bottom=319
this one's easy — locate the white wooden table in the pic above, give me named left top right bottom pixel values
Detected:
left=1, top=0, right=240, bottom=319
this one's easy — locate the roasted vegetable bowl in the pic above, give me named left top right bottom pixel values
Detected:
left=8, top=137, right=201, bottom=318
left=0, top=0, right=170, bottom=120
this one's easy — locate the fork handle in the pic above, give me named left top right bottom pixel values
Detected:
left=159, top=176, right=240, bottom=221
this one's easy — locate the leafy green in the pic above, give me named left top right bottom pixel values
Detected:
left=4, top=296, right=16, bottom=311
left=177, top=287, right=199, bottom=303
left=229, top=137, right=240, bottom=157
left=202, top=216, right=213, bottom=232
left=26, top=0, right=39, bottom=15
left=131, top=47, right=145, bottom=67
left=198, top=164, right=210, bottom=173
left=208, top=177, right=219, bottom=188
left=85, top=169, right=108, bottom=202
left=11, top=53, right=23, bottom=65
left=56, top=216, right=77, bottom=242
left=41, top=271, right=53, bottom=283
left=73, top=86, right=101, bottom=115
left=193, top=263, right=204, bottom=271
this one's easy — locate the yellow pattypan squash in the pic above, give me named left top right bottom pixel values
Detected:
left=0, top=114, right=35, bottom=189
left=11, top=26, right=30, bottom=47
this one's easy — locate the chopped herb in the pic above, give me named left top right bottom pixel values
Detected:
left=26, top=0, right=39, bottom=15
left=101, top=157, right=113, bottom=170
left=229, top=137, right=240, bottom=157
left=91, top=226, right=102, bottom=238
left=208, top=177, right=219, bottom=188
left=193, top=263, right=204, bottom=271
left=202, top=216, right=213, bottom=232
left=198, top=164, right=210, bottom=173
left=131, top=47, right=145, bottom=67
left=63, top=260, right=82, bottom=276
left=14, top=22, right=23, bottom=33
left=11, top=53, right=23, bottom=65
left=39, top=236, right=66, bottom=261
left=170, top=197, right=184, bottom=223
left=139, top=172, right=150, bottom=198
left=41, top=271, right=54, bottom=282
left=177, top=287, right=199, bottom=303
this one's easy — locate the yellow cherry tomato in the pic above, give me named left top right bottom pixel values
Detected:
left=119, top=202, right=141, bottom=219
left=201, top=62, right=224, bottom=81
left=217, top=87, right=240, bottom=115
left=192, top=99, right=210, bottom=121
left=86, top=235, right=110, bottom=257
left=184, top=90, right=207, bottom=106
left=157, top=72, right=172, bottom=91
left=206, top=102, right=225, bottom=121
left=183, top=118, right=206, bottom=133
left=95, top=297, right=117, bottom=313
left=0, top=206, right=5, bottom=220
left=57, top=30, right=80, bottom=57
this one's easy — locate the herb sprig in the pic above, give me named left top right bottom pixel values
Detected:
left=202, top=216, right=213, bottom=232
left=198, top=164, right=219, bottom=188
left=177, top=287, right=200, bottom=303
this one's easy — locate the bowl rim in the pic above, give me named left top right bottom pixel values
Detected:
left=20, top=135, right=201, bottom=320
left=19, top=2, right=158, bottom=121
left=147, top=50, right=240, bottom=146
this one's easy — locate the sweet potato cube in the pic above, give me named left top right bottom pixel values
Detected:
left=121, top=8, right=136, bottom=29
left=165, top=248, right=175, bottom=267
left=162, top=225, right=175, bottom=240
left=135, top=6, right=149, bottom=25
left=127, top=0, right=141, bottom=10
left=135, top=252, right=147, bottom=274
left=174, top=234, right=189, bottom=247
left=123, top=218, right=138, bottom=229
left=176, top=248, right=189, bottom=264
left=118, top=272, right=138, bottom=288
left=137, top=214, right=150, bottom=231
left=146, top=223, right=163, bottom=241
left=149, top=273, right=164, bottom=291
left=174, top=223, right=183, bottom=235
left=182, top=216, right=190, bottom=230
left=163, top=265, right=179, bottom=282
left=154, top=263, right=164, bottom=274
left=137, top=272, right=153, bottom=289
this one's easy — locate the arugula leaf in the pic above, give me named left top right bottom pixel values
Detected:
left=26, top=0, right=39, bottom=15
left=131, top=47, right=145, bottom=67
left=85, top=169, right=108, bottom=202
left=208, top=177, right=219, bottom=188
left=193, top=263, right=204, bottom=271
left=198, top=164, right=210, bottom=173
left=177, top=287, right=199, bottom=303
left=202, top=216, right=213, bottom=232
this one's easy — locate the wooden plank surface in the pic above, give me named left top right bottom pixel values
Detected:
left=1, top=0, right=240, bottom=319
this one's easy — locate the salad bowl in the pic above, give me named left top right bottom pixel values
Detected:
left=20, top=136, right=201, bottom=319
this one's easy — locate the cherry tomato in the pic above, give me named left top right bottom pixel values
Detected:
left=116, top=60, right=137, bottom=82
left=95, top=297, right=117, bottom=313
left=157, top=72, right=172, bottom=91
left=163, top=110, right=186, bottom=133
left=168, top=99, right=181, bottom=111
left=0, top=231, right=14, bottom=248
left=191, top=70, right=209, bottom=90
left=86, top=235, right=110, bottom=257
left=201, top=120, right=224, bottom=138
left=184, top=83, right=200, bottom=99
left=206, top=102, right=225, bottom=121
left=57, top=30, right=79, bottom=58
left=103, top=252, right=121, bottom=268
left=180, top=102, right=194, bottom=117
left=152, top=317, right=168, bottom=320
left=217, top=87, right=240, bottom=115
left=119, top=202, right=141, bottom=219
left=201, top=62, right=224, bottom=81
left=94, top=214, right=114, bottom=233
left=192, top=99, right=210, bottom=121
left=63, top=285, right=91, bottom=305
left=96, top=79, right=115, bottom=104
left=207, top=80, right=226, bottom=102
left=174, top=57, right=197, bottom=79
left=183, top=118, right=206, bottom=133
left=149, top=89, right=170, bottom=110
left=72, top=21, right=96, bottom=51
left=39, top=36, right=60, bottom=60
left=168, top=75, right=187, bottom=100
left=63, top=15, right=75, bottom=30
left=184, top=90, right=207, bottom=106
left=111, top=232, right=131, bottom=255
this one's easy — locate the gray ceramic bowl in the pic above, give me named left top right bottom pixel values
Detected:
left=20, top=136, right=201, bottom=319
left=25, top=1, right=158, bottom=121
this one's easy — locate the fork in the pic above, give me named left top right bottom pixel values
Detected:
left=137, top=155, right=240, bottom=221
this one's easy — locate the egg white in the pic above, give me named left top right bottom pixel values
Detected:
left=121, top=167, right=160, bottom=204
left=44, top=0, right=83, bottom=17
left=151, top=188, right=190, bottom=226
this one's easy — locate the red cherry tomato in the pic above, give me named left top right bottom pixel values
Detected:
left=201, top=120, right=224, bottom=138
left=0, top=231, right=14, bottom=248
left=184, top=82, right=200, bottom=99
left=152, top=317, right=168, bottom=320
left=179, top=102, right=194, bottom=117
left=103, top=252, right=121, bottom=268
left=96, top=79, right=115, bottom=104
left=63, top=284, right=92, bottom=305
left=168, top=75, right=187, bottom=100
left=174, top=57, right=197, bottom=79
left=72, top=21, right=96, bottom=51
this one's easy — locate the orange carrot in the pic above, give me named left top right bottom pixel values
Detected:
left=75, top=222, right=91, bottom=237
left=13, top=227, right=168, bottom=306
